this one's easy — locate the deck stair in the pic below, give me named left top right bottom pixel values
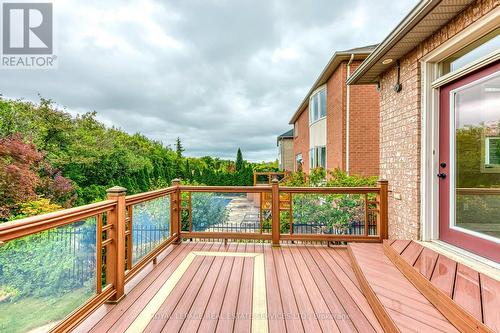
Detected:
left=348, top=241, right=499, bottom=333
left=349, top=243, right=459, bottom=332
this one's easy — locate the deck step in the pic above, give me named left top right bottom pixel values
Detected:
left=384, top=240, right=497, bottom=333
left=348, top=243, right=460, bottom=333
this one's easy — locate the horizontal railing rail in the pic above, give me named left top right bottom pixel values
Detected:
left=178, top=185, right=272, bottom=192
left=0, top=178, right=388, bottom=332
left=253, top=171, right=290, bottom=185
left=125, top=186, right=177, bottom=205
left=456, top=187, right=500, bottom=195
left=0, top=200, right=115, bottom=242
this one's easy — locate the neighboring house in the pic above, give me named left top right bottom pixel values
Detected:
left=348, top=0, right=499, bottom=261
left=289, top=45, right=380, bottom=176
left=276, top=129, right=294, bottom=171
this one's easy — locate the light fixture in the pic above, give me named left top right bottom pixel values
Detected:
left=382, top=58, right=393, bottom=65
left=393, top=60, right=402, bottom=93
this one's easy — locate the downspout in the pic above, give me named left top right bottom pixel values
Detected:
left=346, top=53, right=354, bottom=175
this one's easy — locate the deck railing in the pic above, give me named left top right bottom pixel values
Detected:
left=253, top=171, right=290, bottom=185
left=0, top=179, right=387, bottom=332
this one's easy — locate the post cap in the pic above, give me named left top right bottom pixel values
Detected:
left=271, top=177, right=279, bottom=184
left=172, top=178, right=181, bottom=185
left=377, top=179, right=388, bottom=184
left=106, top=186, right=127, bottom=195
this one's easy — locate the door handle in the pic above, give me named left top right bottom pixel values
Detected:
left=437, top=173, right=447, bottom=179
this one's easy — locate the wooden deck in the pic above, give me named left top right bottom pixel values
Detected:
left=385, top=240, right=500, bottom=333
left=349, top=243, right=459, bottom=333
left=73, top=241, right=383, bottom=333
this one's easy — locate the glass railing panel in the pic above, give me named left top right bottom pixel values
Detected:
left=289, top=193, right=374, bottom=235
left=0, top=217, right=97, bottom=333
left=182, top=192, right=264, bottom=233
left=130, top=195, right=171, bottom=265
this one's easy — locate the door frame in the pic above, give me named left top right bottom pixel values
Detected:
left=419, top=10, right=500, bottom=245
left=438, top=65, right=500, bottom=262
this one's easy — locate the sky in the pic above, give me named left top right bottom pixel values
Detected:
left=0, top=0, right=418, bottom=162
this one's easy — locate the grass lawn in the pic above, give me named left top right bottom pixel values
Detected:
left=0, top=288, right=92, bottom=333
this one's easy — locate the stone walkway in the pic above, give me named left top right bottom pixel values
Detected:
left=207, top=196, right=260, bottom=232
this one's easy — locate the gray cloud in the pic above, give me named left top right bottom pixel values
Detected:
left=0, top=0, right=417, bottom=161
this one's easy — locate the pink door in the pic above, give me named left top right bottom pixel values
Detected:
left=439, top=60, right=500, bottom=262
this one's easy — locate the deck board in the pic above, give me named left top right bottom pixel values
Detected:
left=312, top=246, right=382, bottom=333
left=215, top=243, right=246, bottom=332
left=349, top=243, right=459, bottom=333
left=400, top=241, right=423, bottom=266
left=292, top=247, right=356, bottom=332
left=285, top=246, right=340, bottom=333
left=453, top=264, right=482, bottom=322
left=263, top=245, right=287, bottom=333
left=430, top=255, right=457, bottom=298
left=74, top=241, right=387, bottom=333
left=389, top=240, right=500, bottom=333
left=280, top=247, right=322, bottom=332
left=88, top=241, right=203, bottom=332
left=481, top=273, right=500, bottom=332
left=413, top=247, right=439, bottom=279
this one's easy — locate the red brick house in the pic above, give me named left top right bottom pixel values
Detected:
left=348, top=0, right=499, bottom=262
left=290, top=45, right=380, bottom=176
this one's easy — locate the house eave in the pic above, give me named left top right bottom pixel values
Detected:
left=347, top=0, right=476, bottom=85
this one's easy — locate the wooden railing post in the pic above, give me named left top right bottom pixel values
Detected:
left=106, top=186, right=127, bottom=303
left=171, top=179, right=181, bottom=243
left=271, top=178, right=280, bottom=246
left=377, top=179, right=389, bottom=240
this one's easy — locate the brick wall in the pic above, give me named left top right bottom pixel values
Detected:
left=326, top=60, right=380, bottom=176
left=293, top=107, right=310, bottom=172
left=378, top=0, right=498, bottom=239
left=281, top=138, right=294, bottom=171
left=349, top=60, right=380, bottom=177
left=326, top=62, right=346, bottom=170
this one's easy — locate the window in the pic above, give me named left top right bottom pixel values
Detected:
left=309, top=87, right=327, bottom=124
left=485, top=137, right=500, bottom=167
left=309, top=146, right=326, bottom=169
left=441, top=27, right=499, bottom=75
left=295, top=153, right=303, bottom=171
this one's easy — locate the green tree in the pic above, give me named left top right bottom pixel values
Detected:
left=235, top=148, right=243, bottom=172
left=175, top=137, right=184, bottom=159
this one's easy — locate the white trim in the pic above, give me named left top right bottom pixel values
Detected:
left=420, top=62, right=441, bottom=241
left=309, top=84, right=327, bottom=125
left=420, top=8, right=500, bottom=243
left=449, top=89, right=456, bottom=239
left=431, top=51, right=500, bottom=88
left=418, top=240, right=500, bottom=279
left=346, top=54, right=355, bottom=174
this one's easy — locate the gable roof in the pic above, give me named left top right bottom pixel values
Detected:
left=347, top=0, right=476, bottom=85
left=289, top=44, right=377, bottom=124
left=277, top=129, right=294, bottom=139
left=277, top=129, right=294, bottom=145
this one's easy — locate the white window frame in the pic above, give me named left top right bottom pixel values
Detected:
left=419, top=9, right=500, bottom=242
left=309, top=85, right=327, bottom=125
left=295, top=153, right=303, bottom=171
left=485, top=137, right=500, bottom=166
left=309, top=146, right=327, bottom=169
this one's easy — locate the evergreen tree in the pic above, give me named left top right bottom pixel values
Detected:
left=174, top=137, right=184, bottom=178
left=175, top=137, right=184, bottom=159
left=236, top=148, right=243, bottom=172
